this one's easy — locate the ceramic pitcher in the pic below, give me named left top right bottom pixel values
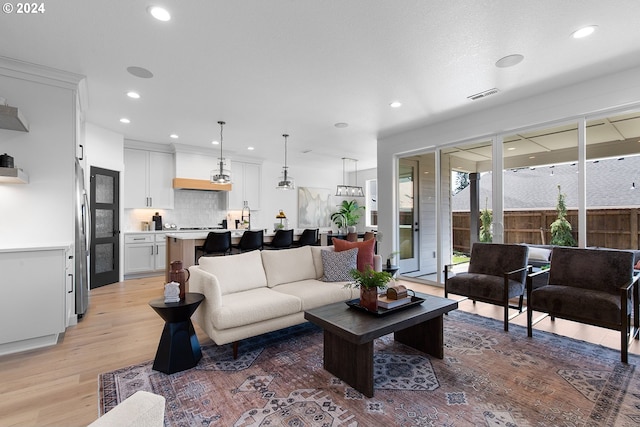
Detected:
left=169, top=260, right=190, bottom=300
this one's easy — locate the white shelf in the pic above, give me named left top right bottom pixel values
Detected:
left=0, top=167, right=29, bottom=183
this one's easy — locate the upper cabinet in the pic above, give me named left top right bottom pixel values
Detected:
left=228, top=161, right=261, bottom=210
left=124, top=148, right=174, bottom=209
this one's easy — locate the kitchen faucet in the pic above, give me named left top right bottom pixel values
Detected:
left=241, top=201, right=251, bottom=230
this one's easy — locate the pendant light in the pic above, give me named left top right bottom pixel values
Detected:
left=276, top=133, right=295, bottom=190
left=211, top=120, right=232, bottom=184
left=336, top=157, right=364, bottom=197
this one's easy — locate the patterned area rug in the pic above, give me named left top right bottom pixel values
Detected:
left=99, top=310, right=640, bottom=426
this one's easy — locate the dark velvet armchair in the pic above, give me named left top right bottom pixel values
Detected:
left=445, top=243, right=530, bottom=331
left=527, top=247, right=639, bottom=363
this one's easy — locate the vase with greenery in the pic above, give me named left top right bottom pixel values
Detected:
left=479, top=197, right=492, bottom=243
left=348, top=266, right=392, bottom=312
left=330, top=200, right=364, bottom=233
left=385, top=251, right=400, bottom=268
left=550, top=184, right=577, bottom=246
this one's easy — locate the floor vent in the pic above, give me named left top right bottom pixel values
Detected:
left=467, top=88, right=499, bottom=100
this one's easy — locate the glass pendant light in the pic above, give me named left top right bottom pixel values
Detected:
left=335, top=157, right=364, bottom=197
left=276, top=133, right=295, bottom=190
left=211, top=120, right=232, bottom=184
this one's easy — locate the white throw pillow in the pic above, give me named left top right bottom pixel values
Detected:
left=198, top=250, right=267, bottom=295
left=528, top=246, right=551, bottom=262
left=262, top=246, right=316, bottom=287
left=321, top=248, right=358, bottom=282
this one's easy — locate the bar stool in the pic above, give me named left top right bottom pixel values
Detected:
left=233, top=230, right=264, bottom=253
left=265, top=229, right=293, bottom=249
left=195, top=231, right=231, bottom=263
left=295, top=228, right=319, bottom=246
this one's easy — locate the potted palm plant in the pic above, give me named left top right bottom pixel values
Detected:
left=330, top=200, right=364, bottom=233
left=348, top=266, right=392, bottom=312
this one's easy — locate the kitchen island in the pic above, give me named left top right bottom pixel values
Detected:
left=165, top=230, right=302, bottom=283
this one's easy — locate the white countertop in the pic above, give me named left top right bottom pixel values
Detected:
left=165, top=229, right=302, bottom=240
left=124, top=229, right=221, bottom=235
left=0, top=244, right=72, bottom=253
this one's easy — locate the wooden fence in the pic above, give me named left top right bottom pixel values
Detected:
left=452, top=208, right=640, bottom=254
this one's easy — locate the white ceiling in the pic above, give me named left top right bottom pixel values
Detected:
left=2, top=0, right=640, bottom=170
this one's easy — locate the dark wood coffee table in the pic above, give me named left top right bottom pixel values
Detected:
left=304, top=292, right=457, bottom=397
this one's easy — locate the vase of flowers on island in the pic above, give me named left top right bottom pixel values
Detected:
left=348, top=266, right=392, bottom=312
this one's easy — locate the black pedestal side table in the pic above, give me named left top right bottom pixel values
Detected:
left=149, top=292, right=205, bottom=374
left=383, top=264, right=399, bottom=278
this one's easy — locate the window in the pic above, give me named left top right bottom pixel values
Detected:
left=365, top=179, right=377, bottom=227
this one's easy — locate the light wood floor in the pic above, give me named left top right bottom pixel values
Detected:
left=1, top=276, right=638, bottom=426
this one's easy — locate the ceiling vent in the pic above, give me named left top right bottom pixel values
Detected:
left=467, top=88, right=499, bottom=101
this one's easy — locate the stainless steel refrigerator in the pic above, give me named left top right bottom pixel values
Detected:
left=75, top=159, right=90, bottom=317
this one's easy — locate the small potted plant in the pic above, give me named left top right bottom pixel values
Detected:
left=385, top=251, right=400, bottom=269
left=330, top=200, right=364, bottom=233
left=348, top=266, right=392, bottom=312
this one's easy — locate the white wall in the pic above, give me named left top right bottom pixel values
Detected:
left=0, top=59, right=82, bottom=249
left=0, top=58, right=83, bottom=332
left=246, top=159, right=345, bottom=232
left=378, top=65, right=640, bottom=272
left=84, top=123, right=125, bottom=280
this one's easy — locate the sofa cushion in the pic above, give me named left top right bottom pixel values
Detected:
left=530, top=285, right=628, bottom=326
left=447, top=272, right=525, bottom=302
left=212, top=287, right=302, bottom=330
left=321, top=247, right=358, bottom=282
left=333, top=238, right=375, bottom=272
left=311, top=245, right=333, bottom=278
left=528, top=246, right=551, bottom=262
left=198, top=250, right=267, bottom=295
left=262, top=246, right=317, bottom=287
left=272, top=279, right=355, bottom=310
left=548, top=247, right=633, bottom=293
left=468, top=243, right=529, bottom=285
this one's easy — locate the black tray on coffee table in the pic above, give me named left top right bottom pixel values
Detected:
left=346, top=295, right=425, bottom=316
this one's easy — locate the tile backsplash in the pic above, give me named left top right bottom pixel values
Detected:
left=124, top=190, right=228, bottom=231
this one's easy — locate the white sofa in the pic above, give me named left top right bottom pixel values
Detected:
left=188, top=245, right=381, bottom=354
left=89, top=391, right=165, bottom=427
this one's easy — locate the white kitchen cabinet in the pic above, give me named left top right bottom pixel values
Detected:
left=124, top=233, right=166, bottom=276
left=124, top=149, right=174, bottom=209
left=228, top=161, right=261, bottom=210
left=154, top=233, right=166, bottom=271
left=0, top=246, right=69, bottom=355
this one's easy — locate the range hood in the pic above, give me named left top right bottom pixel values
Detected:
left=172, top=178, right=231, bottom=191
left=0, top=104, right=29, bottom=132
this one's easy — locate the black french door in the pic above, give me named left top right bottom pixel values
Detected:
left=90, top=167, right=120, bottom=288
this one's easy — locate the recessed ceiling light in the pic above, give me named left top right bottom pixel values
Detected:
left=572, top=25, right=597, bottom=39
left=120, top=118, right=130, bottom=124
left=247, top=147, right=255, bottom=151
left=389, top=101, right=402, bottom=108
left=334, top=122, right=349, bottom=128
left=148, top=6, right=171, bottom=21
left=126, top=91, right=140, bottom=99
left=495, top=54, right=524, bottom=68
left=169, top=134, right=179, bottom=139
left=507, top=147, right=516, bottom=151
left=211, top=140, right=219, bottom=145
left=126, top=66, right=154, bottom=79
